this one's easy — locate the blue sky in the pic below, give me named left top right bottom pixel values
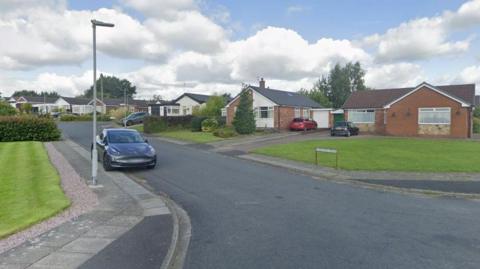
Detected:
left=1, top=0, right=480, bottom=98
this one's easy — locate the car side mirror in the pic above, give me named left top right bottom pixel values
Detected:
left=96, top=135, right=105, bottom=147
left=144, top=138, right=149, bottom=143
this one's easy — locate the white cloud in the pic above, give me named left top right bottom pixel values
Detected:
left=365, top=0, right=480, bottom=62
left=457, top=65, right=480, bottom=87
left=365, top=63, right=425, bottom=89
left=286, top=5, right=308, bottom=15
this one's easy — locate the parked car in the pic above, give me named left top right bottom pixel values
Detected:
left=330, top=121, right=359, bottom=137
left=95, top=128, right=156, bottom=170
left=289, top=118, right=317, bottom=131
left=122, top=112, right=147, bottom=126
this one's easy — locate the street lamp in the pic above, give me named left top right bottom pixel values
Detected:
left=91, top=19, right=114, bottom=185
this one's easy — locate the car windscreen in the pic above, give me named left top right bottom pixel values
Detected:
left=108, top=131, right=145, bottom=143
left=334, top=122, right=347, bottom=127
left=293, top=118, right=304, bottom=122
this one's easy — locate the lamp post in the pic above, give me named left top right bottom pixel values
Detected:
left=91, top=19, right=114, bottom=185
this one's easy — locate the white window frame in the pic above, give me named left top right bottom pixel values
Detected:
left=221, top=108, right=227, bottom=117
left=348, top=109, right=375, bottom=124
left=294, top=107, right=300, bottom=118
left=255, top=106, right=273, bottom=119
left=418, top=107, right=451, bottom=125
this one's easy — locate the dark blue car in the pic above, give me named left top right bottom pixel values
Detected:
left=95, top=128, right=156, bottom=170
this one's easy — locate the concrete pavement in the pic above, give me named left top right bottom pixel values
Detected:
left=60, top=122, right=480, bottom=269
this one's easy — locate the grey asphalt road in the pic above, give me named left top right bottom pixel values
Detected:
left=59, top=122, right=480, bottom=269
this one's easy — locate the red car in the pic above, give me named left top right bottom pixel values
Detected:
left=289, top=118, right=317, bottom=131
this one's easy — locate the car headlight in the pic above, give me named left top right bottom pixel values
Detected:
left=147, top=146, right=156, bottom=156
left=109, top=147, right=121, bottom=155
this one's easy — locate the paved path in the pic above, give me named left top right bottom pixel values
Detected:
left=60, top=122, right=480, bottom=269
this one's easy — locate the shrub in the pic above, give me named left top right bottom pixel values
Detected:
left=0, top=101, right=16, bottom=116
left=474, top=107, right=480, bottom=118
left=216, top=116, right=226, bottom=127
left=191, top=116, right=207, bottom=132
left=201, top=118, right=218, bottom=132
left=60, top=114, right=78, bottom=121
left=232, top=90, right=255, bottom=134
left=474, top=117, right=480, bottom=134
left=109, top=107, right=130, bottom=121
left=19, top=103, right=32, bottom=114
left=165, top=115, right=193, bottom=129
left=193, top=95, right=226, bottom=117
left=0, top=116, right=61, bottom=141
left=144, top=116, right=168, bottom=133
left=97, top=114, right=111, bottom=121
left=213, top=128, right=237, bottom=138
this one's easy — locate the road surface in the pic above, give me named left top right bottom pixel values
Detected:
left=60, top=122, right=480, bottom=269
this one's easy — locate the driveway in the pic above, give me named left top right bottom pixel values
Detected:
left=59, top=122, right=480, bottom=269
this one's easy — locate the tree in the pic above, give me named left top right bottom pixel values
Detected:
left=194, top=95, right=226, bottom=117
left=150, top=94, right=163, bottom=103
left=310, top=61, right=368, bottom=108
left=232, top=90, right=255, bottom=134
left=83, top=75, right=136, bottom=99
left=19, top=103, right=32, bottom=114
left=298, top=79, right=332, bottom=108
left=12, top=90, right=59, bottom=98
left=0, top=101, right=16, bottom=116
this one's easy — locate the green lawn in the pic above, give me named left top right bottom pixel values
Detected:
left=0, top=142, right=70, bottom=238
left=130, top=124, right=144, bottom=132
left=253, top=138, right=480, bottom=172
left=156, top=130, right=224, bottom=143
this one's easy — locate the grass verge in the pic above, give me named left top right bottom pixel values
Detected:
left=253, top=138, right=480, bottom=172
left=156, top=129, right=224, bottom=143
left=0, top=142, right=70, bottom=238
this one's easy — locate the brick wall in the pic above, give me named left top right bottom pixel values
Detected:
left=386, top=86, right=471, bottom=138
left=276, top=106, right=295, bottom=129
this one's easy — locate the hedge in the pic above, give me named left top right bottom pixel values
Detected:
left=60, top=114, right=111, bottom=121
left=213, top=128, right=237, bottom=138
left=191, top=116, right=207, bottom=132
left=0, top=116, right=61, bottom=142
left=201, top=118, right=218, bottom=132
left=144, top=116, right=168, bottom=133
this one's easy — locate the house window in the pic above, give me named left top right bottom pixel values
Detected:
left=418, top=107, right=451, bottom=124
left=256, top=106, right=273, bottom=118
left=171, top=107, right=180, bottom=115
left=294, top=107, right=300, bottom=118
left=221, top=108, right=227, bottom=117
left=303, top=108, right=310, bottom=118
left=348, top=109, right=375, bottom=123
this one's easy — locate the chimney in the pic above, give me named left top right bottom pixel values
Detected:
left=259, top=78, right=266, bottom=89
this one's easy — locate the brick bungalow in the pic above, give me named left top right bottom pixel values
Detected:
left=225, top=79, right=330, bottom=129
left=342, top=82, right=476, bottom=138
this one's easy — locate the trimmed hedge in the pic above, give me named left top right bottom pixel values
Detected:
left=60, top=114, right=111, bottom=122
left=0, top=116, right=61, bottom=141
left=144, top=116, right=168, bottom=133
left=191, top=116, right=207, bottom=132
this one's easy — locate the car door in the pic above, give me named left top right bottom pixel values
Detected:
left=96, top=130, right=107, bottom=159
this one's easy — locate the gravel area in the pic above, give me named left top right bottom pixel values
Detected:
left=0, top=142, right=98, bottom=253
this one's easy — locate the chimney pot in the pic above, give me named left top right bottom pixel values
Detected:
left=259, top=78, right=265, bottom=89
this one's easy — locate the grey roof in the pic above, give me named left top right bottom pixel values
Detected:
left=175, top=93, right=211, bottom=104
left=60, top=97, right=92, bottom=105
left=19, top=96, right=58, bottom=104
left=249, top=86, right=323, bottom=108
left=148, top=100, right=179, bottom=106
left=475, top=95, right=480, bottom=106
left=343, top=83, right=476, bottom=109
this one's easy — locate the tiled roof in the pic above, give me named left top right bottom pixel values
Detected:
left=249, top=86, right=323, bottom=108
left=342, top=83, right=476, bottom=109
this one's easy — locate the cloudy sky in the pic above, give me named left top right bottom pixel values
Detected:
left=1, top=0, right=480, bottom=99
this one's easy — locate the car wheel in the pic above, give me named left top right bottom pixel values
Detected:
left=103, top=154, right=113, bottom=171
left=331, top=132, right=335, bottom=136
left=126, top=120, right=132, bottom=126
left=147, top=164, right=156, bottom=169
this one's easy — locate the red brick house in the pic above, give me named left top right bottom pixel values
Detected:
left=342, top=82, right=476, bottom=138
left=225, top=79, right=331, bottom=129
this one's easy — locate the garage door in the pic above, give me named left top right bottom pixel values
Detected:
left=312, top=110, right=330, bottom=128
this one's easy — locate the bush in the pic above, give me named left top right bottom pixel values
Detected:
left=474, top=107, right=480, bottom=118
left=59, top=114, right=78, bottom=121
left=232, top=90, right=255, bottom=134
left=213, top=128, right=237, bottom=138
left=201, top=118, right=218, bottom=132
left=216, top=116, right=226, bottom=127
left=144, top=116, right=168, bottom=133
left=0, top=116, right=61, bottom=141
left=97, top=114, right=111, bottom=121
left=0, top=101, right=16, bottom=116
left=191, top=116, right=207, bottom=132
left=165, top=115, right=193, bottom=129
left=474, top=117, right=480, bottom=134
left=109, top=107, right=131, bottom=121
